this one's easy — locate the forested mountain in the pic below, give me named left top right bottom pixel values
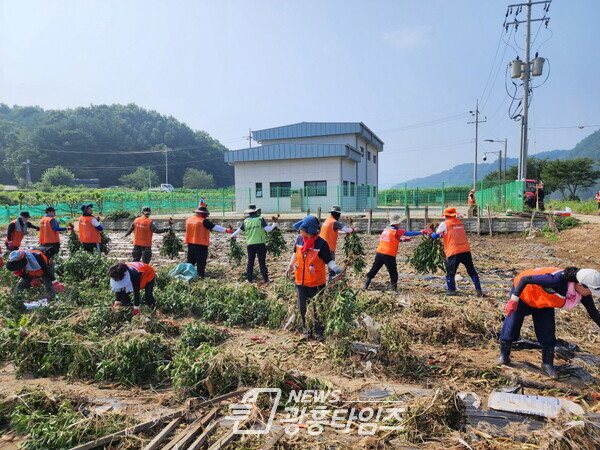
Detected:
left=393, top=128, right=600, bottom=189
left=0, top=104, right=233, bottom=187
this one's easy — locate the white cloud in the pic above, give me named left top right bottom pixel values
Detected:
left=382, top=26, right=431, bottom=50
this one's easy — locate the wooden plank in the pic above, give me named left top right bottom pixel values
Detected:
left=142, top=417, right=183, bottom=450
left=70, top=390, right=247, bottom=450
left=487, top=206, right=493, bottom=236
left=476, top=207, right=481, bottom=236
left=187, top=421, right=220, bottom=450
left=261, top=427, right=286, bottom=450
left=163, top=408, right=219, bottom=450
left=207, top=410, right=255, bottom=450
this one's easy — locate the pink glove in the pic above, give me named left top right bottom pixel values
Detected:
left=30, top=279, right=42, bottom=288
left=226, top=228, right=233, bottom=234
left=505, top=300, right=518, bottom=318
left=52, top=281, right=66, bottom=293
left=421, top=229, right=432, bottom=235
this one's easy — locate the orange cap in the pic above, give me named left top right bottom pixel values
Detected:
left=443, top=207, right=458, bottom=217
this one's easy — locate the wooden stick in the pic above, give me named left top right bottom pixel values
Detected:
left=261, top=428, right=286, bottom=450
left=186, top=389, right=248, bottom=411
left=162, top=417, right=206, bottom=450
left=424, top=206, right=429, bottom=228
left=207, top=410, right=255, bottom=450
left=476, top=207, right=481, bottom=236
left=142, top=417, right=183, bottom=450
left=487, top=206, right=493, bottom=237
left=367, top=208, right=372, bottom=234
left=187, top=421, right=220, bottom=450
left=405, top=205, right=411, bottom=230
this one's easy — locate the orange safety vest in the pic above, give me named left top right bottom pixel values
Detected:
left=78, top=215, right=101, bottom=244
left=319, top=216, right=339, bottom=252
left=468, top=195, right=476, bottom=206
left=442, top=217, right=471, bottom=257
left=39, top=216, right=60, bottom=244
left=185, top=215, right=210, bottom=246
left=133, top=216, right=153, bottom=247
left=513, top=267, right=565, bottom=309
left=126, top=262, right=156, bottom=289
left=25, top=250, right=49, bottom=278
left=294, top=237, right=327, bottom=287
left=6, top=220, right=25, bottom=247
left=376, top=227, right=400, bottom=257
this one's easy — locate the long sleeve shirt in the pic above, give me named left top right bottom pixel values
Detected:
left=7, top=219, right=39, bottom=240
left=513, top=271, right=600, bottom=328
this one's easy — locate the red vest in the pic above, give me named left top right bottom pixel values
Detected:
left=133, top=216, right=153, bottom=247
left=185, top=215, right=210, bottom=246
left=513, top=267, right=565, bottom=308
left=294, top=238, right=327, bottom=287
left=39, top=216, right=60, bottom=244
left=319, top=216, right=339, bottom=252
left=376, top=227, right=400, bottom=257
left=78, top=216, right=101, bottom=244
left=126, top=262, right=156, bottom=289
left=442, top=217, right=470, bottom=257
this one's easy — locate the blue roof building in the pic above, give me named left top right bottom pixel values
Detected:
left=224, top=122, right=383, bottom=212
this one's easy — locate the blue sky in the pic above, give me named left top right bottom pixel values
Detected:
left=1, top=0, right=599, bottom=187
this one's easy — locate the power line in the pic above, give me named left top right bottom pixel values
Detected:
left=29, top=155, right=226, bottom=170
left=34, top=144, right=206, bottom=155
left=378, top=113, right=470, bottom=133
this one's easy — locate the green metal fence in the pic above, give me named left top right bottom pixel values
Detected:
left=474, top=180, right=525, bottom=212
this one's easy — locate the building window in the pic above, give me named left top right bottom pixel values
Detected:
left=373, top=154, right=377, bottom=163
left=350, top=182, right=355, bottom=197
left=255, top=182, right=263, bottom=198
left=360, top=146, right=364, bottom=156
left=304, top=180, right=327, bottom=197
left=270, top=182, right=291, bottom=197
left=343, top=181, right=349, bottom=196
left=367, top=151, right=371, bottom=161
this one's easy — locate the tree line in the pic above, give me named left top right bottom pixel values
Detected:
left=0, top=103, right=234, bottom=188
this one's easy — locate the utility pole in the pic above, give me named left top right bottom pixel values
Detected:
left=24, top=146, right=32, bottom=188
left=246, top=129, right=252, bottom=149
left=505, top=0, right=551, bottom=180
left=164, top=147, right=169, bottom=185
left=468, top=100, right=486, bottom=191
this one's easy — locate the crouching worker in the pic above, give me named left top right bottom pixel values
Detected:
left=286, top=215, right=342, bottom=339
left=499, top=267, right=600, bottom=379
left=364, top=213, right=430, bottom=291
left=5, top=249, right=65, bottom=301
left=109, top=262, right=156, bottom=316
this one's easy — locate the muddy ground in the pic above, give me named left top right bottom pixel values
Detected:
left=0, top=219, right=599, bottom=448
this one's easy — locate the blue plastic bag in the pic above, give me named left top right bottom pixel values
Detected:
left=168, top=263, right=198, bottom=282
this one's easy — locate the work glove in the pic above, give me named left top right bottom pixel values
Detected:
left=67, top=226, right=74, bottom=231
left=132, top=306, right=141, bottom=316
left=327, top=260, right=343, bottom=275
left=225, top=228, right=234, bottom=234
left=113, top=301, right=122, bottom=308
left=0, top=256, right=3, bottom=268
left=400, top=236, right=412, bottom=242
left=285, top=266, right=294, bottom=280
left=52, top=280, right=66, bottom=293
left=30, top=279, right=42, bottom=288
left=504, top=299, right=519, bottom=318
left=421, top=229, right=432, bottom=235
left=350, top=227, right=356, bottom=233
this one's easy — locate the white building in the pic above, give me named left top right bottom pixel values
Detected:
left=224, top=122, right=383, bottom=213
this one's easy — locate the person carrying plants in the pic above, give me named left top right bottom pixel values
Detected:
left=364, top=214, right=430, bottom=291
left=109, top=262, right=156, bottom=316
left=499, top=267, right=600, bottom=379
left=185, top=206, right=232, bottom=278
left=5, top=249, right=65, bottom=301
left=430, top=207, right=483, bottom=296
left=319, top=205, right=355, bottom=281
left=78, top=204, right=104, bottom=254
left=286, top=215, right=343, bottom=339
left=5, top=211, right=39, bottom=251
left=229, top=204, right=278, bottom=284
left=123, top=206, right=172, bottom=264
left=39, top=207, right=72, bottom=258
left=468, top=190, right=477, bottom=217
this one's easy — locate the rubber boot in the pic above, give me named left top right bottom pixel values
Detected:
left=541, top=347, right=558, bottom=379
left=445, top=276, right=457, bottom=295
left=497, top=340, right=512, bottom=365
left=471, top=274, right=483, bottom=297
left=390, top=281, right=398, bottom=292
left=364, top=277, right=372, bottom=290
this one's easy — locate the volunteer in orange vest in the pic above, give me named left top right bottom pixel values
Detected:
left=499, top=267, right=600, bottom=379
left=39, top=207, right=72, bottom=257
left=467, top=190, right=477, bottom=217
left=5, top=211, right=39, bottom=251
left=109, top=262, right=156, bottom=316
left=123, top=206, right=171, bottom=264
left=185, top=206, right=231, bottom=278
left=319, top=205, right=355, bottom=281
left=5, top=249, right=66, bottom=301
left=431, top=207, right=483, bottom=296
left=595, top=190, right=600, bottom=216
left=286, top=215, right=342, bottom=339
left=78, top=204, right=104, bottom=254
left=364, top=214, right=430, bottom=291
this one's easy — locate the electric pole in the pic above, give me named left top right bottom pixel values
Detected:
left=468, top=100, right=486, bottom=191
left=164, top=147, right=169, bottom=185
left=246, top=129, right=252, bottom=149
left=505, top=0, right=551, bottom=180
left=23, top=141, right=32, bottom=188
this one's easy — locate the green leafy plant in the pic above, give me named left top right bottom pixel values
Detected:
left=227, top=237, right=244, bottom=265
left=409, top=235, right=446, bottom=274
left=103, top=209, right=135, bottom=221
left=160, top=230, right=183, bottom=258
left=342, top=231, right=366, bottom=275
left=266, top=226, right=287, bottom=256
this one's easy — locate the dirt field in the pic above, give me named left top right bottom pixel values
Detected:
left=0, top=218, right=599, bottom=448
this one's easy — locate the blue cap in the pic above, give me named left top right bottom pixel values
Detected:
left=293, top=215, right=320, bottom=235
left=8, top=250, right=25, bottom=262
